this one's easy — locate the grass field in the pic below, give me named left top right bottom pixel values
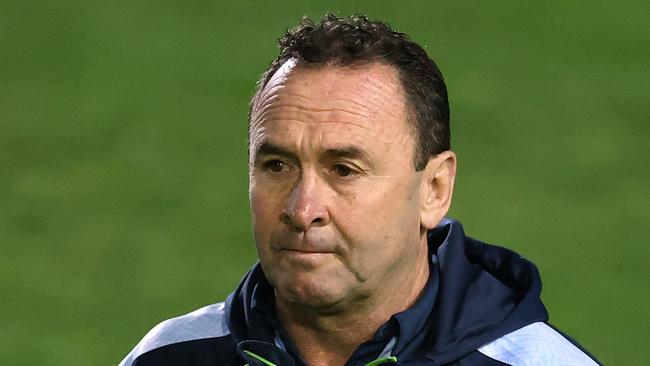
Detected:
left=1, top=1, right=648, bottom=364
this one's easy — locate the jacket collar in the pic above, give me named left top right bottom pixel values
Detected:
left=423, top=218, right=548, bottom=363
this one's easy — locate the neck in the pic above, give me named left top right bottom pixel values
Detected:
left=275, top=239, right=430, bottom=366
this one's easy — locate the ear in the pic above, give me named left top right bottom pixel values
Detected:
left=420, top=151, right=457, bottom=230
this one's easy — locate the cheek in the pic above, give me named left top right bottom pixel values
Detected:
left=345, top=180, right=417, bottom=221
left=339, top=180, right=420, bottom=246
left=250, top=189, right=278, bottom=239
left=250, top=193, right=279, bottom=277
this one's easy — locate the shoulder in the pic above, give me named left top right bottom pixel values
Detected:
left=118, top=302, right=231, bottom=366
left=478, top=322, right=600, bottom=365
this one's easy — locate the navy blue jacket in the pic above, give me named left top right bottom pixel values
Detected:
left=119, top=219, right=600, bottom=365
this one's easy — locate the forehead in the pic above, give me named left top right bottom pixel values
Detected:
left=250, top=61, right=412, bottom=150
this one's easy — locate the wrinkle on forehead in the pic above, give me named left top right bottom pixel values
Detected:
left=263, top=94, right=371, bottom=118
left=252, top=101, right=373, bottom=129
left=251, top=62, right=407, bottom=127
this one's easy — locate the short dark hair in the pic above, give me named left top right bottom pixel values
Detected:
left=250, top=14, right=450, bottom=171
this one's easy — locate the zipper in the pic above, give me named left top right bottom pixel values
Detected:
left=364, top=356, right=398, bottom=366
left=243, top=350, right=398, bottom=366
left=243, top=350, right=279, bottom=366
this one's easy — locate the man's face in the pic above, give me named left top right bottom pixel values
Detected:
left=248, top=61, right=429, bottom=310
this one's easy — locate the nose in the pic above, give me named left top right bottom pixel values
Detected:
left=281, top=172, right=330, bottom=231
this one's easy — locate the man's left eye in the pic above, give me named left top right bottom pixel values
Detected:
left=333, top=164, right=355, bottom=177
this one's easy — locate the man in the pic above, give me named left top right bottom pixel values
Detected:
left=120, top=14, right=600, bottom=366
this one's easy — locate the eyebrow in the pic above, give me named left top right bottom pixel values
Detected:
left=323, top=146, right=366, bottom=160
left=254, top=141, right=369, bottom=163
left=254, top=142, right=298, bottom=161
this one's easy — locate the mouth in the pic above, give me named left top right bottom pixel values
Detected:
left=271, top=230, right=339, bottom=260
left=281, top=248, right=335, bottom=255
left=279, top=248, right=336, bottom=264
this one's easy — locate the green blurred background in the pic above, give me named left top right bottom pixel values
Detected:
left=1, top=0, right=648, bottom=364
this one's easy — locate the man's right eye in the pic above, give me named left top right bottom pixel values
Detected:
left=262, top=160, right=289, bottom=173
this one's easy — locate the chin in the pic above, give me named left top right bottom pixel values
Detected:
left=276, top=276, right=348, bottom=311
